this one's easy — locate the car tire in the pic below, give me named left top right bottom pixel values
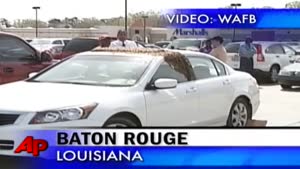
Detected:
left=281, top=84, right=292, bottom=90
left=270, top=65, right=280, bottom=83
left=103, top=117, right=138, bottom=128
left=227, top=98, right=252, bottom=127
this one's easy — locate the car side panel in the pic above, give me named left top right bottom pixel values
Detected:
left=229, top=72, right=260, bottom=116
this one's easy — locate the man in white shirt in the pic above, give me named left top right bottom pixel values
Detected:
left=109, top=30, right=138, bottom=48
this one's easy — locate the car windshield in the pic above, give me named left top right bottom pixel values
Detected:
left=63, top=39, right=99, bottom=53
left=30, top=39, right=52, bottom=45
left=30, top=54, right=152, bottom=86
left=167, top=39, right=202, bottom=49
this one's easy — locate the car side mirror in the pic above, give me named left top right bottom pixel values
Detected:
left=29, top=72, right=38, bottom=78
left=154, top=78, right=177, bottom=89
left=41, top=51, right=53, bottom=62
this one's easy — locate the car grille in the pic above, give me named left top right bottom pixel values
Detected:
left=0, top=114, right=19, bottom=126
left=0, top=140, right=14, bottom=150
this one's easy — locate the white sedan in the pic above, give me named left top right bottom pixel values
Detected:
left=0, top=49, right=259, bottom=128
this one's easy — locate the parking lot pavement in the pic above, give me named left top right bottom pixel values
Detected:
left=253, top=84, right=300, bottom=126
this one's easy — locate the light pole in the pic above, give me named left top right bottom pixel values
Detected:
left=32, top=6, right=40, bottom=38
left=142, top=15, right=149, bottom=43
left=230, top=3, right=241, bottom=42
left=125, top=0, right=128, bottom=32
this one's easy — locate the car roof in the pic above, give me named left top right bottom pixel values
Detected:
left=71, top=36, right=117, bottom=40
left=175, top=38, right=207, bottom=41
left=227, top=41, right=289, bottom=48
left=75, top=47, right=194, bottom=62
left=228, top=41, right=284, bottom=44
left=155, top=41, right=170, bottom=43
left=0, top=31, right=25, bottom=40
left=169, top=49, right=215, bottom=59
left=31, top=38, right=71, bottom=41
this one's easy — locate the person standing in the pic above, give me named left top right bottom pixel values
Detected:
left=109, top=30, right=138, bottom=48
left=200, top=40, right=212, bottom=54
left=210, top=36, right=228, bottom=63
left=238, top=37, right=256, bottom=75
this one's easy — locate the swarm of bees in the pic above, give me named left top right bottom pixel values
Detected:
left=92, top=47, right=192, bottom=79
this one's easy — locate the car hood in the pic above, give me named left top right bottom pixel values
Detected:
left=0, top=81, right=130, bottom=112
left=282, top=63, right=300, bottom=72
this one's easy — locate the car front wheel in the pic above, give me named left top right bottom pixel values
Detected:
left=227, top=98, right=252, bottom=127
left=103, top=117, right=138, bottom=128
left=281, top=84, right=292, bottom=90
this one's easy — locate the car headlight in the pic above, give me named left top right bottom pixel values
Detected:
left=279, top=70, right=292, bottom=76
left=29, top=103, right=98, bottom=124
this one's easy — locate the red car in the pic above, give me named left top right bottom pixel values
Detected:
left=55, top=37, right=117, bottom=60
left=0, top=32, right=55, bottom=84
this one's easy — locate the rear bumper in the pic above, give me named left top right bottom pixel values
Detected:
left=277, top=75, right=300, bottom=86
left=252, top=69, right=270, bottom=77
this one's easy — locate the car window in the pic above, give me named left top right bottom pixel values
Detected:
left=265, top=45, right=285, bottom=54
left=167, top=39, right=202, bottom=49
left=0, top=35, right=35, bottom=61
left=31, top=55, right=152, bottom=86
left=63, top=40, right=70, bottom=45
left=187, top=57, right=218, bottom=80
left=53, top=40, right=63, bottom=45
left=63, top=39, right=99, bottom=53
left=225, top=43, right=240, bottom=53
left=282, top=45, right=295, bottom=55
left=213, top=60, right=227, bottom=76
left=151, top=61, right=189, bottom=83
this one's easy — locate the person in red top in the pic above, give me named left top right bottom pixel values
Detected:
left=200, top=39, right=212, bottom=54
left=99, top=35, right=112, bottom=47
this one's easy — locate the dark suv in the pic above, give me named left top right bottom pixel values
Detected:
left=54, top=37, right=146, bottom=60
left=0, top=32, right=54, bottom=84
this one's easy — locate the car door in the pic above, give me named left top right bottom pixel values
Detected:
left=225, top=43, right=241, bottom=69
left=143, top=60, right=199, bottom=126
left=264, top=44, right=286, bottom=68
left=281, top=44, right=297, bottom=65
left=0, top=61, right=2, bottom=84
left=0, top=35, right=50, bottom=84
left=187, top=56, right=235, bottom=126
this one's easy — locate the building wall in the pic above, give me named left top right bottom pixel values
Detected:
left=3, top=27, right=300, bottom=43
left=1, top=26, right=124, bottom=39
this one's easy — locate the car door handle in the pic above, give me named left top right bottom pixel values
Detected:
left=276, top=55, right=280, bottom=58
left=223, top=79, right=231, bottom=85
left=3, top=67, right=14, bottom=73
left=186, top=87, right=197, bottom=94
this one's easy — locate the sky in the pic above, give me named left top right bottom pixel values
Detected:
left=0, top=0, right=296, bottom=21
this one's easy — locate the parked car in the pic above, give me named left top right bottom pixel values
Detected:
left=144, top=44, right=162, bottom=49
left=155, top=41, right=170, bottom=48
left=225, top=41, right=299, bottom=82
left=0, top=48, right=259, bottom=132
left=57, top=37, right=142, bottom=60
left=135, top=41, right=146, bottom=48
left=57, top=37, right=102, bottom=59
left=0, top=32, right=55, bottom=84
left=30, top=38, right=71, bottom=56
left=281, top=42, right=300, bottom=51
left=278, top=57, right=300, bottom=89
left=167, top=38, right=207, bottom=50
left=25, top=38, right=32, bottom=43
